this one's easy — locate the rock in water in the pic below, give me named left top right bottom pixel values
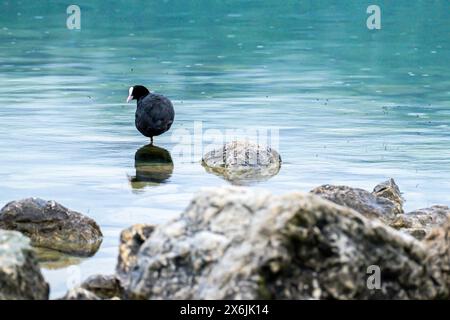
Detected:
left=124, top=187, right=448, bottom=299
left=310, top=179, right=404, bottom=222
left=0, top=230, right=49, bottom=300
left=202, top=141, right=281, bottom=185
left=0, top=198, right=103, bottom=256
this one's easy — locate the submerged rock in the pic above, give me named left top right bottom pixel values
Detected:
left=391, top=206, right=450, bottom=240
left=0, top=198, right=103, bottom=256
left=117, top=224, right=155, bottom=278
left=124, top=187, right=447, bottom=300
left=310, top=179, right=404, bottom=222
left=34, top=247, right=85, bottom=269
left=202, top=141, right=281, bottom=185
left=0, top=230, right=49, bottom=300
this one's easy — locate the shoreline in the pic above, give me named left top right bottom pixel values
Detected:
left=1, top=177, right=449, bottom=300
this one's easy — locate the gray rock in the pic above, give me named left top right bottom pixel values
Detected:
left=124, top=187, right=448, bottom=300
left=0, top=230, right=49, bottom=300
left=424, top=216, right=450, bottom=295
left=311, top=179, right=449, bottom=240
left=117, top=224, right=155, bottom=279
left=81, top=274, right=123, bottom=299
left=391, top=205, right=450, bottom=240
left=310, top=179, right=404, bottom=222
left=372, top=178, right=404, bottom=212
left=60, top=287, right=101, bottom=300
left=60, top=274, right=123, bottom=300
left=0, top=198, right=103, bottom=256
left=202, top=141, right=281, bottom=185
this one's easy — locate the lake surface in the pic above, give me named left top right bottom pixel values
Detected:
left=0, top=1, right=449, bottom=298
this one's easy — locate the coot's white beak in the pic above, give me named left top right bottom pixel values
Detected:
left=126, top=95, right=133, bottom=103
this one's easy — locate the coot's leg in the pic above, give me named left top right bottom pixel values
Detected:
left=150, top=136, right=154, bottom=145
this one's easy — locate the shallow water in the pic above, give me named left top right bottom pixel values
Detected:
left=0, top=1, right=449, bottom=298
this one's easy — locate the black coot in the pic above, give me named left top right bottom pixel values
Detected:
left=127, top=85, right=175, bottom=144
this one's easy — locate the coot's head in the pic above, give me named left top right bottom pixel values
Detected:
left=127, top=85, right=150, bottom=103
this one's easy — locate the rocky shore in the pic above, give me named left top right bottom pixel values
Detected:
left=0, top=178, right=449, bottom=300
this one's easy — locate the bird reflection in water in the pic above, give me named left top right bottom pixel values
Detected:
left=129, top=144, right=174, bottom=190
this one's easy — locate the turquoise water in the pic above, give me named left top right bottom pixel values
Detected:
left=0, top=1, right=449, bottom=298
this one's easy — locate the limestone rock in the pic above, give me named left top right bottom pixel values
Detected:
left=124, top=187, right=447, bottom=300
